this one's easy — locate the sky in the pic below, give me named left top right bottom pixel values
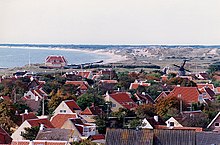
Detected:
left=0, top=0, right=220, bottom=45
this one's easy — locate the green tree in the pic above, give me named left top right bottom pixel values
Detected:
left=0, top=100, right=16, bottom=134
left=117, top=72, right=135, bottom=90
left=21, top=126, right=39, bottom=140
left=135, top=104, right=156, bottom=119
left=76, top=92, right=104, bottom=110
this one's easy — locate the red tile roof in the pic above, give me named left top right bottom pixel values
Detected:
left=65, top=81, right=89, bottom=90
left=88, top=134, right=105, bottom=141
left=77, top=71, right=91, bottom=78
left=81, top=106, right=103, bottom=115
left=45, top=56, right=67, bottom=64
left=155, top=91, right=170, bottom=102
left=64, top=100, right=81, bottom=112
left=197, top=84, right=214, bottom=91
left=167, top=87, right=200, bottom=104
left=129, top=82, right=150, bottom=90
left=27, top=118, right=54, bottom=128
left=16, top=112, right=38, bottom=126
left=109, top=92, right=138, bottom=110
left=0, top=96, right=11, bottom=101
left=51, top=114, right=77, bottom=128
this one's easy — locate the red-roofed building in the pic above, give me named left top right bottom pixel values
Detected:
left=11, top=118, right=54, bottom=140
left=75, top=71, right=93, bottom=79
left=16, top=110, right=38, bottom=126
left=0, top=127, right=12, bottom=144
left=197, top=83, right=215, bottom=92
left=155, top=91, right=170, bottom=102
left=88, top=134, right=105, bottom=144
left=45, top=55, right=67, bottom=68
left=166, top=86, right=203, bottom=104
left=62, top=118, right=97, bottom=139
left=80, top=104, right=103, bottom=122
left=50, top=114, right=78, bottom=128
left=104, top=92, right=138, bottom=112
left=65, top=81, right=89, bottom=93
left=129, top=81, right=150, bottom=90
left=0, top=96, right=11, bottom=102
left=134, top=93, right=155, bottom=105
left=54, top=100, right=81, bottom=116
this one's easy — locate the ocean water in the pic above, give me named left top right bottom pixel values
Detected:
left=0, top=47, right=111, bottom=68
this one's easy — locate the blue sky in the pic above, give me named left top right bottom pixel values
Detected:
left=0, top=0, right=220, bottom=45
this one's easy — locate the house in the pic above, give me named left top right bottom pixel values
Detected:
left=165, top=117, right=183, bottom=127
left=88, top=134, right=105, bottom=144
left=61, top=118, right=97, bottom=139
left=75, top=71, right=93, bottom=79
left=0, top=127, right=12, bottom=144
left=165, top=86, right=203, bottom=104
left=207, top=112, right=220, bottom=132
left=36, top=128, right=74, bottom=142
left=104, top=92, right=137, bottom=112
left=134, top=93, right=155, bottom=105
left=105, top=128, right=197, bottom=145
left=0, top=96, right=11, bottom=102
left=11, top=140, right=68, bottom=145
left=65, top=81, right=89, bottom=93
left=50, top=114, right=78, bottom=128
left=23, top=87, right=48, bottom=112
left=80, top=104, right=103, bottom=123
left=53, top=100, right=81, bottom=116
left=99, top=80, right=118, bottom=92
left=195, top=72, right=210, bottom=80
left=154, top=91, right=170, bottom=102
left=200, top=87, right=215, bottom=101
left=196, top=83, right=215, bottom=92
left=11, top=118, right=54, bottom=140
left=129, top=80, right=150, bottom=90
left=141, top=116, right=166, bottom=129
left=105, top=128, right=154, bottom=145
left=97, top=69, right=117, bottom=79
left=45, top=55, right=67, bottom=68
left=15, top=110, right=38, bottom=126
left=196, top=132, right=220, bottom=145
left=27, top=79, right=44, bottom=90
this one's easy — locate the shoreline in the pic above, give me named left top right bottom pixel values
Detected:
left=0, top=46, right=129, bottom=67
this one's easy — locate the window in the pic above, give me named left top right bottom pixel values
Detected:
left=112, top=104, right=116, bottom=107
left=170, top=122, right=174, bottom=126
left=60, top=110, right=63, bottom=113
left=63, top=110, right=66, bottom=113
left=215, top=122, right=219, bottom=127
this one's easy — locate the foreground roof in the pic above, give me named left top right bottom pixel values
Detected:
left=51, top=114, right=77, bottom=128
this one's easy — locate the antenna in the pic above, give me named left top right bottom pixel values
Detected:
left=28, top=51, right=31, bottom=68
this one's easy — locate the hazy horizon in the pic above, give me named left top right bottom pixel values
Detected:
left=1, top=0, right=220, bottom=45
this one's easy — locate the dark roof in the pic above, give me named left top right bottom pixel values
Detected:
left=154, top=129, right=196, bottom=145
left=0, top=127, right=12, bottom=144
left=105, top=129, right=153, bottom=145
left=106, top=129, right=197, bottom=145
left=88, top=134, right=105, bottom=141
left=36, top=128, right=73, bottom=141
left=27, top=118, right=54, bottom=128
left=196, top=132, right=220, bottom=145
left=64, top=100, right=81, bottom=112
left=135, top=93, right=155, bottom=104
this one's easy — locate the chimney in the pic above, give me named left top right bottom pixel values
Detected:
left=25, top=109, right=28, bottom=114
left=142, top=92, right=146, bottom=95
left=177, top=84, right=180, bottom=87
left=117, top=88, right=120, bottom=92
left=39, top=124, right=44, bottom=131
left=91, top=103, right=95, bottom=108
left=154, top=116, right=159, bottom=122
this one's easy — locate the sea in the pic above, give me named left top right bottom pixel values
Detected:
left=0, top=44, right=220, bottom=68
left=0, top=45, right=112, bottom=68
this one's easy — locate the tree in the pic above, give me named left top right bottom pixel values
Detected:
left=76, top=92, right=104, bottom=110
left=0, top=100, right=16, bottom=134
left=72, top=140, right=98, bottom=145
left=128, top=119, right=141, bottom=129
left=155, top=96, right=182, bottom=120
left=21, top=126, right=39, bottom=140
left=117, top=72, right=135, bottom=90
left=135, top=104, right=156, bottom=119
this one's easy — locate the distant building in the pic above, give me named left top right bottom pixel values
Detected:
left=45, top=55, right=67, bottom=68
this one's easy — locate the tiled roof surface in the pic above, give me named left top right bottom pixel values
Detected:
left=64, top=100, right=81, bottom=112
left=0, top=127, right=12, bottom=144
left=196, top=132, right=220, bottom=145
left=99, top=80, right=118, bottom=84
left=45, top=56, right=67, bottom=63
left=106, top=129, right=153, bottom=145
left=167, top=87, right=200, bottom=103
left=16, top=112, right=38, bottom=125
left=88, top=134, right=105, bottom=141
left=51, top=114, right=77, bottom=128
left=135, top=93, right=155, bottom=104
left=65, top=81, right=89, bottom=90
left=109, top=92, right=137, bottom=110
left=27, top=118, right=54, bottom=128
left=77, top=71, right=91, bottom=78
left=11, top=140, right=67, bottom=145
left=36, top=128, right=73, bottom=141
left=81, top=106, right=103, bottom=115
left=129, top=82, right=150, bottom=90
left=197, top=83, right=214, bottom=91
left=155, top=91, right=169, bottom=102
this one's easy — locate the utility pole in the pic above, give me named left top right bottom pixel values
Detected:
left=42, top=95, right=45, bottom=116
